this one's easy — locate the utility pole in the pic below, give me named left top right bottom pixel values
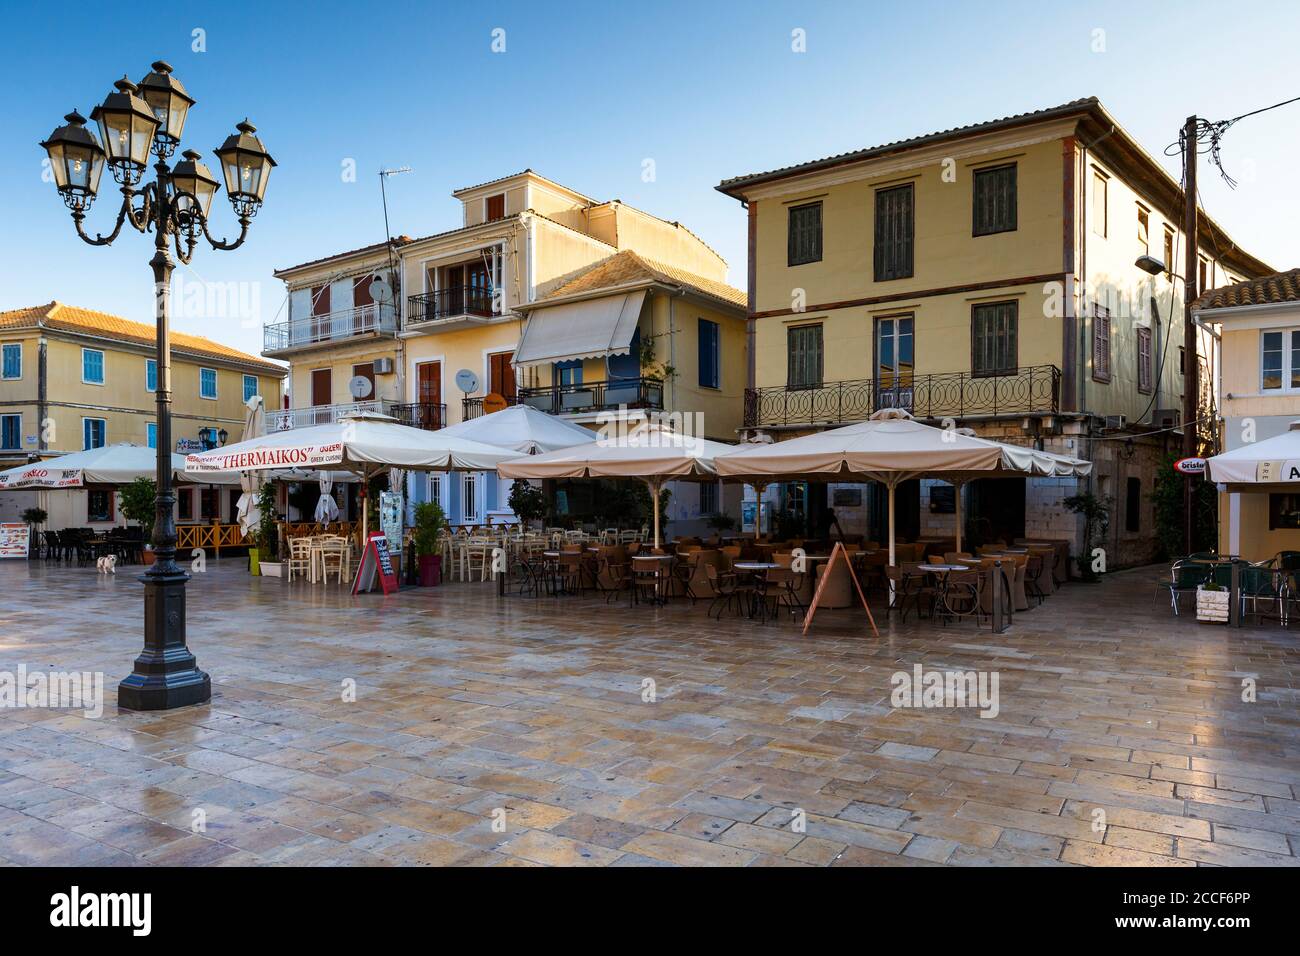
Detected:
left=1182, top=115, right=1199, bottom=554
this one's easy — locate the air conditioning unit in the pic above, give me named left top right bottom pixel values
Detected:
left=1103, top=414, right=1127, bottom=431
left=373, top=358, right=394, bottom=375
left=1153, top=408, right=1180, bottom=429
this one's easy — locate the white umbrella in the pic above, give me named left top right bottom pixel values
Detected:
left=438, top=404, right=598, bottom=455
left=1208, top=421, right=1300, bottom=486
left=235, top=396, right=265, bottom=537
left=186, top=412, right=514, bottom=544
left=315, top=472, right=339, bottom=522
left=498, top=420, right=734, bottom=549
left=0, top=443, right=240, bottom=489
left=716, top=410, right=1091, bottom=566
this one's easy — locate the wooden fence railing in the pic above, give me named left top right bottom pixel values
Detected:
left=176, top=523, right=247, bottom=555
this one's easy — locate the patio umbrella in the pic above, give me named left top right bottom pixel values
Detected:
left=314, top=472, right=339, bottom=523
left=716, top=410, right=1091, bottom=567
left=185, top=411, right=514, bottom=544
left=0, top=443, right=240, bottom=489
left=1207, top=421, right=1300, bottom=487
left=234, top=396, right=265, bottom=537
left=497, top=420, right=734, bottom=549
left=438, top=404, right=598, bottom=455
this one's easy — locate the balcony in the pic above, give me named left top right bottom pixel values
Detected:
left=263, top=303, right=397, bottom=354
left=406, top=285, right=495, bottom=327
left=462, top=395, right=520, bottom=421
left=744, top=365, right=1061, bottom=428
left=513, top=378, right=665, bottom=417
left=393, top=402, right=448, bottom=431
left=268, top=399, right=399, bottom=431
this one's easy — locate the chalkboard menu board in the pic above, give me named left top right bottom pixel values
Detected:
left=352, top=532, right=399, bottom=595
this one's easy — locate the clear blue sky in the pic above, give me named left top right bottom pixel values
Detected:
left=3, top=0, right=1298, bottom=359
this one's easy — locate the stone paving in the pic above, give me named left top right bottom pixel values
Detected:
left=1, top=556, right=1298, bottom=867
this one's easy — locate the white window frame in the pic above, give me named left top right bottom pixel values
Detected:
left=462, top=472, right=479, bottom=523
left=427, top=473, right=443, bottom=507
left=243, top=374, right=258, bottom=403
left=1260, top=328, right=1300, bottom=393
left=82, top=347, right=105, bottom=385
left=1, top=342, right=21, bottom=380
left=200, top=367, right=218, bottom=400
left=82, top=417, right=106, bottom=450
left=0, top=413, right=20, bottom=450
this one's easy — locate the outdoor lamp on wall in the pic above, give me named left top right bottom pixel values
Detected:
left=39, top=111, right=105, bottom=211
left=39, top=59, right=274, bottom=712
left=1135, top=255, right=1167, bottom=277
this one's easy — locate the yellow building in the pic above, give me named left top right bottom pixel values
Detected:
left=0, top=300, right=284, bottom=528
left=269, top=170, right=747, bottom=531
left=717, top=97, right=1271, bottom=564
left=1195, top=270, right=1300, bottom=561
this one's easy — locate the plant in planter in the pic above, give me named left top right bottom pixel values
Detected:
left=117, top=477, right=157, bottom=565
left=20, top=507, right=47, bottom=560
left=1063, top=492, right=1111, bottom=582
left=705, top=511, right=736, bottom=533
left=1196, top=580, right=1230, bottom=623
left=253, top=482, right=282, bottom=576
left=413, top=500, right=447, bottom=586
left=507, top=480, right=547, bottom=529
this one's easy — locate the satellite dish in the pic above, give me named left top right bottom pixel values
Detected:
left=368, top=276, right=392, bottom=304
left=348, top=375, right=373, bottom=399
left=454, top=369, right=479, bottom=394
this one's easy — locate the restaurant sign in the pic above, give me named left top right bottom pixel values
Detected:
left=1174, top=457, right=1207, bottom=476
left=185, top=442, right=345, bottom=474
left=0, top=467, right=83, bottom=489
left=0, top=523, right=30, bottom=558
left=1255, top=460, right=1300, bottom=482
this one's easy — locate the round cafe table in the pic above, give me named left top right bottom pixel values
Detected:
left=631, top=554, right=675, bottom=603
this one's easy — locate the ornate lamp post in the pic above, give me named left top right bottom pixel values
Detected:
left=40, top=61, right=275, bottom=710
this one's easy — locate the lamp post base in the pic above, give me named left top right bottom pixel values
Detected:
left=117, top=566, right=211, bottom=711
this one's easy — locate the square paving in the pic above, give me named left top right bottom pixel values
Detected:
left=1, top=557, right=1297, bottom=866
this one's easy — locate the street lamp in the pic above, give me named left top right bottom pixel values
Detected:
left=40, top=59, right=274, bottom=711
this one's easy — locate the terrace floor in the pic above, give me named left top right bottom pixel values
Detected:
left=1, top=556, right=1298, bottom=867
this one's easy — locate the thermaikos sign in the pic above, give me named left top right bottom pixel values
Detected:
left=185, top=442, right=344, bottom=473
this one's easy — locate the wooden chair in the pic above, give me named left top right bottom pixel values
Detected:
left=287, top=537, right=313, bottom=582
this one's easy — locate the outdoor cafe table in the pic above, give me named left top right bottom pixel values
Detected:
left=632, top=554, right=676, bottom=602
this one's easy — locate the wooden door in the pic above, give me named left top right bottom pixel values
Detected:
left=416, top=362, right=442, bottom=429
left=466, top=261, right=491, bottom=314
left=311, top=285, right=330, bottom=340
left=352, top=362, right=376, bottom=402
left=352, top=276, right=374, bottom=331
left=311, top=368, right=332, bottom=406
left=489, top=352, right=516, bottom=400
left=444, top=265, right=463, bottom=315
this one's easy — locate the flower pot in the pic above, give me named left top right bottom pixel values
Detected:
left=249, top=548, right=261, bottom=576
left=1196, top=584, right=1229, bottom=623
left=260, top=560, right=284, bottom=578
left=418, top=553, right=441, bottom=587
left=141, top=548, right=156, bottom=566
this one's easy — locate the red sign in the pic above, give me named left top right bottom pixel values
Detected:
left=1174, top=457, right=1207, bottom=476
left=352, top=532, right=399, bottom=595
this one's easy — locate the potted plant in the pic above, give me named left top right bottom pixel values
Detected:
left=254, top=482, right=283, bottom=577
left=20, top=507, right=46, bottom=560
left=117, top=477, right=157, bottom=565
left=1196, top=580, right=1230, bottom=623
left=507, top=480, right=547, bottom=529
left=413, top=500, right=447, bottom=586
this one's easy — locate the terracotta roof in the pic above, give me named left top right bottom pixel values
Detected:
left=0, top=302, right=284, bottom=373
left=718, top=99, right=1100, bottom=193
left=1194, top=269, right=1300, bottom=312
left=533, top=250, right=746, bottom=310
left=273, top=236, right=413, bottom=278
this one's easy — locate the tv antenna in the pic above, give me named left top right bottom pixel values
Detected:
left=378, top=166, right=412, bottom=291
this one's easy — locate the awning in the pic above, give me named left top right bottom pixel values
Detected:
left=513, top=290, right=646, bottom=368
left=1208, top=420, right=1300, bottom=485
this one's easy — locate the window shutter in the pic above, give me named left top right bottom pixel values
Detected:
left=874, top=185, right=914, bottom=280
left=1093, top=306, right=1111, bottom=382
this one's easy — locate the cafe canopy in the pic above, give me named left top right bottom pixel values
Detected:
left=0, top=443, right=240, bottom=490
left=497, top=420, right=733, bottom=548
left=1207, top=421, right=1300, bottom=488
left=715, top=410, right=1091, bottom=561
left=436, top=404, right=598, bottom=455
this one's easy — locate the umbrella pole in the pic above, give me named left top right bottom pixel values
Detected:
left=953, top=480, right=965, bottom=553
left=886, top=478, right=897, bottom=606
left=647, top=478, right=662, bottom=550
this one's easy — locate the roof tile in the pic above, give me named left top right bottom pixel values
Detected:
left=1194, top=269, right=1300, bottom=311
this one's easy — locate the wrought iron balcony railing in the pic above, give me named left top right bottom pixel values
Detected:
left=462, top=395, right=520, bottom=421
left=263, top=303, right=396, bottom=352
left=406, top=285, right=495, bottom=326
left=515, top=378, right=665, bottom=417
left=744, top=365, right=1061, bottom=427
left=268, top=399, right=398, bottom=431
left=393, top=402, right=448, bottom=431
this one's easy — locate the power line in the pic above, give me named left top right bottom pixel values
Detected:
left=1164, top=94, right=1300, bottom=188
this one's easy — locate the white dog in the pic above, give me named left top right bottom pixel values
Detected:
left=96, top=554, right=117, bottom=574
